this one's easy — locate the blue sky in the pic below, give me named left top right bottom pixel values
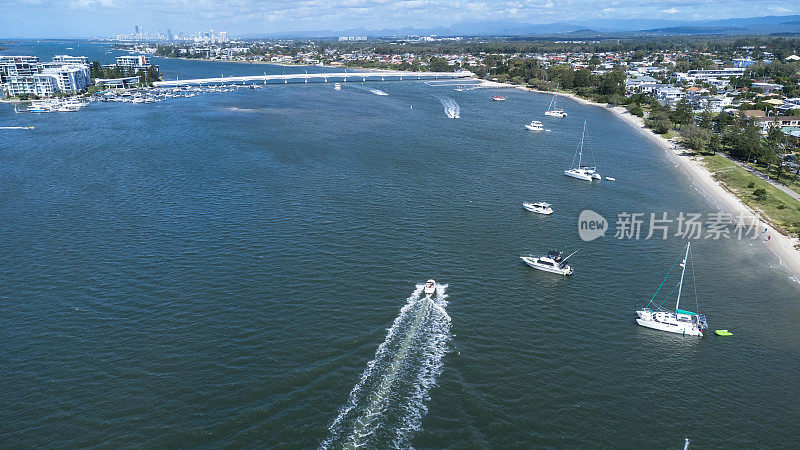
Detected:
left=1, top=0, right=798, bottom=38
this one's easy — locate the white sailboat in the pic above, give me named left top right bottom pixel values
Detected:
left=564, top=121, right=601, bottom=181
left=635, top=242, right=709, bottom=336
left=544, top=84, right=567, bottom=117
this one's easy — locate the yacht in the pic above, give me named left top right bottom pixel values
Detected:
left=524, top=120, right=545, bottom=131
left=520, top=250, right=576, bottom=276
left=522, top=202, right=553, bottom=215
left=635, top=242, right=709, bottom=337
left=491, top=96, right=506, bottom=101
left=334, top=83, right=342, bottom=90
left=544, top=84, right=567, bottom=117
left=565, top=121, right=601, bottom=181
left=424, top=279, right=436, bottom=297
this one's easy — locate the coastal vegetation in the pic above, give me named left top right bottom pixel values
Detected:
left=702, top=154, right=800, bottom=236
left=89, top=61, right=161, bottom=86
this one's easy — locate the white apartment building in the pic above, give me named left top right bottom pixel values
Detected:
left=1, top=55, right=90, bottom=97
left=52, top=55, right=89, bottom=64
left=115, top=55, right=153, bottom=71
left=686, top=67, right=746, bottom=80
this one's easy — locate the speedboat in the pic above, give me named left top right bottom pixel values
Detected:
left=334, top=83, right=342, bottom=90
left=635, top=242, right=709, bottom=337
left=491, top=96, right=506, bottom=101
left=565, top=121, right=601, bottom=181
left=520, top=251, right=575, bottom=276
left=525, top=120, right=545, bottom=131
left=522, top=202, right=553, bottom=215
left=424, top=279, right=436, bottom=297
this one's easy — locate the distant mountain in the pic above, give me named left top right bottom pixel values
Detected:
left=256, top=15, right=800, bottom=39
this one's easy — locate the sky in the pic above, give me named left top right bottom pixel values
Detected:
left=1, top=0, right=799, bottom=38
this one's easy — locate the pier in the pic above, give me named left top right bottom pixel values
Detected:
left=153, top=70, right=474, bottom=87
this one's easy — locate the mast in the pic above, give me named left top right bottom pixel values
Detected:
left=675, top=242, right=690, bottom=310
left=577, top=121, right=586, bottom=168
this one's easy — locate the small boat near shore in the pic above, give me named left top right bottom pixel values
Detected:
left=523, top=202, right=553, bottom=214
left=491, top=96, right=506, bottom=101
left=565, top=121, right=601, bottom=181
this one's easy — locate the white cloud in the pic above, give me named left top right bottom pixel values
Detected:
left=660, top=7, right=678, bottom=13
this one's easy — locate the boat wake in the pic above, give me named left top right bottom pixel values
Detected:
left=436, top=96, right=460, bottom=119
left=321, top=283, right=451, bottom=449
left=348, top=84, right=389, bottom=96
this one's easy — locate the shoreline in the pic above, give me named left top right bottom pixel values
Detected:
left=481, top=79, right=800, bottom=278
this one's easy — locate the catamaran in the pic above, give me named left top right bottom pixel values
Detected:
left=544, top=84, right=567, bottom=117
left=565, top=121, right=601, bottom=181
left=520, top=250, right=577, bottom=276
left=635, top=242, right=709, bottom=336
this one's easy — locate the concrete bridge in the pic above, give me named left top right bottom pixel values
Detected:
left=153, top=70, right=474, bottom=87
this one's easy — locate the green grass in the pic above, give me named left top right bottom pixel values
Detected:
left=747, top=160, right=800, bottom=197
left=701, top=154, right=800, bottom=236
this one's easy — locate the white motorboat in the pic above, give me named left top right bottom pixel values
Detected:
left=522, top=202, right=553, bottom=215
left=524, top=120, right=545, bottom=131
left=520, top=250, right=577, bottom=276
left=334, top=82, right=342, bottom=90
left=424, top=279, right=436, bottom=297
left=605, top=177, right=616, bottom=181
left=635, top=242, right=709, bottom=336
left=565, top=121, right=601, bottom=181
left=491, top=96, right=506, bottom=101
left=545, top=84, right=567, bottom=117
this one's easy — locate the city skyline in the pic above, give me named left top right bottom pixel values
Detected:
left=2, top=0, right=799, bottom=38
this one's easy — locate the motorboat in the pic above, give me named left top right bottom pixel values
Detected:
left=715, top=330, right=733, bottom=336
left=491, top=96, right=506, bottom=101
left=565, top=121, right=601, bottom=181
left=524, top=120, right=545, bottom=131
left=424, top=279, right=436, bottom=297
left=520, top=250, right=576, bottom=276
left=522, top=202, right=553, bottom=215
left=334, top=82, right=342, bottom=90
left=605, top=177, right=616, bottom=181
left=545, top=84, right=567, bottom=117
left=635, top=242, right=709, bottom=337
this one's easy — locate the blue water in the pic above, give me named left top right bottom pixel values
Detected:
left=1, top=41, right=799, bottom=448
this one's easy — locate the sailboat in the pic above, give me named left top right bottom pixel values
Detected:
left=635, top=242, right=709, bottom=336
left=564, top=121, right=601, bottom=181
left=545, top=84, right=567, bottom=117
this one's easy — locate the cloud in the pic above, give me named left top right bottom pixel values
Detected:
left=660, top=7, right=678, bottom=13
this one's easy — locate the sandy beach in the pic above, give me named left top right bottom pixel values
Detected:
left=478, top=79, right=800, bottom=278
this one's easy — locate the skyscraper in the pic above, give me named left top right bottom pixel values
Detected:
left=135, top=25, right=139, bottom=34
left=166, top=29, right=172, bottom=41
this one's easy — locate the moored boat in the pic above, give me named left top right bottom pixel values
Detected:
left=635, top=242, right=709, bottom=336
left=520, top=250, right=577, bottom=276
left=522, top=202, right=553, bottom=215
left=565, top=121, right=601, bottom=181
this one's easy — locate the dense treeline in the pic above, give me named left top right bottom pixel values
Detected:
left=89, top=61, right=161, bottom=86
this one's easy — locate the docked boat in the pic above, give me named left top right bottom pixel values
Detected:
left=424, top=279, right=436, bottom=297
left=524, top=120, right=545, bottom=131
left=520, top=250, right=576, bottom=276
left=635, top=242, right=709, bottom=337
left=544, top=84, right=567, bottom=117
left=565, top=121, right=601, bottom=181
left=522, top=202, right=553, bottom=215
left=491, top=96, right=506, bottom=101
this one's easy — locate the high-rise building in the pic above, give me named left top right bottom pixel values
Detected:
left=166, top=29, right=172, bottom=41
left=135, top=25, right=139, bottom=34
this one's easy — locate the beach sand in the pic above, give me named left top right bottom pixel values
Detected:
left=479, top=79, right=800, bottom=278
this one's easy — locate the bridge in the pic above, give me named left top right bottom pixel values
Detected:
left=153, top=70, right=474, bottom=87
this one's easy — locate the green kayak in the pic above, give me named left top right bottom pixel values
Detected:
left=715, top=330, right=733, bottom=336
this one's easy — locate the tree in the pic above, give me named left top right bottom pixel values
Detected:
left=671, top=98, right=694, bottom=127
left=681, top=124, right=713, bottom=153
left=708, top=134, right=722, bottom=155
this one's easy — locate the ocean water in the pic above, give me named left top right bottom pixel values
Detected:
left=1, top=42, right=799, bottom=448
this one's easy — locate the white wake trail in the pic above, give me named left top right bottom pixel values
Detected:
left=348, top=84, right=389, bottom=96
left=436, top=96, right=460, bottom=119
left=321, top=283, right=451, bottom=449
